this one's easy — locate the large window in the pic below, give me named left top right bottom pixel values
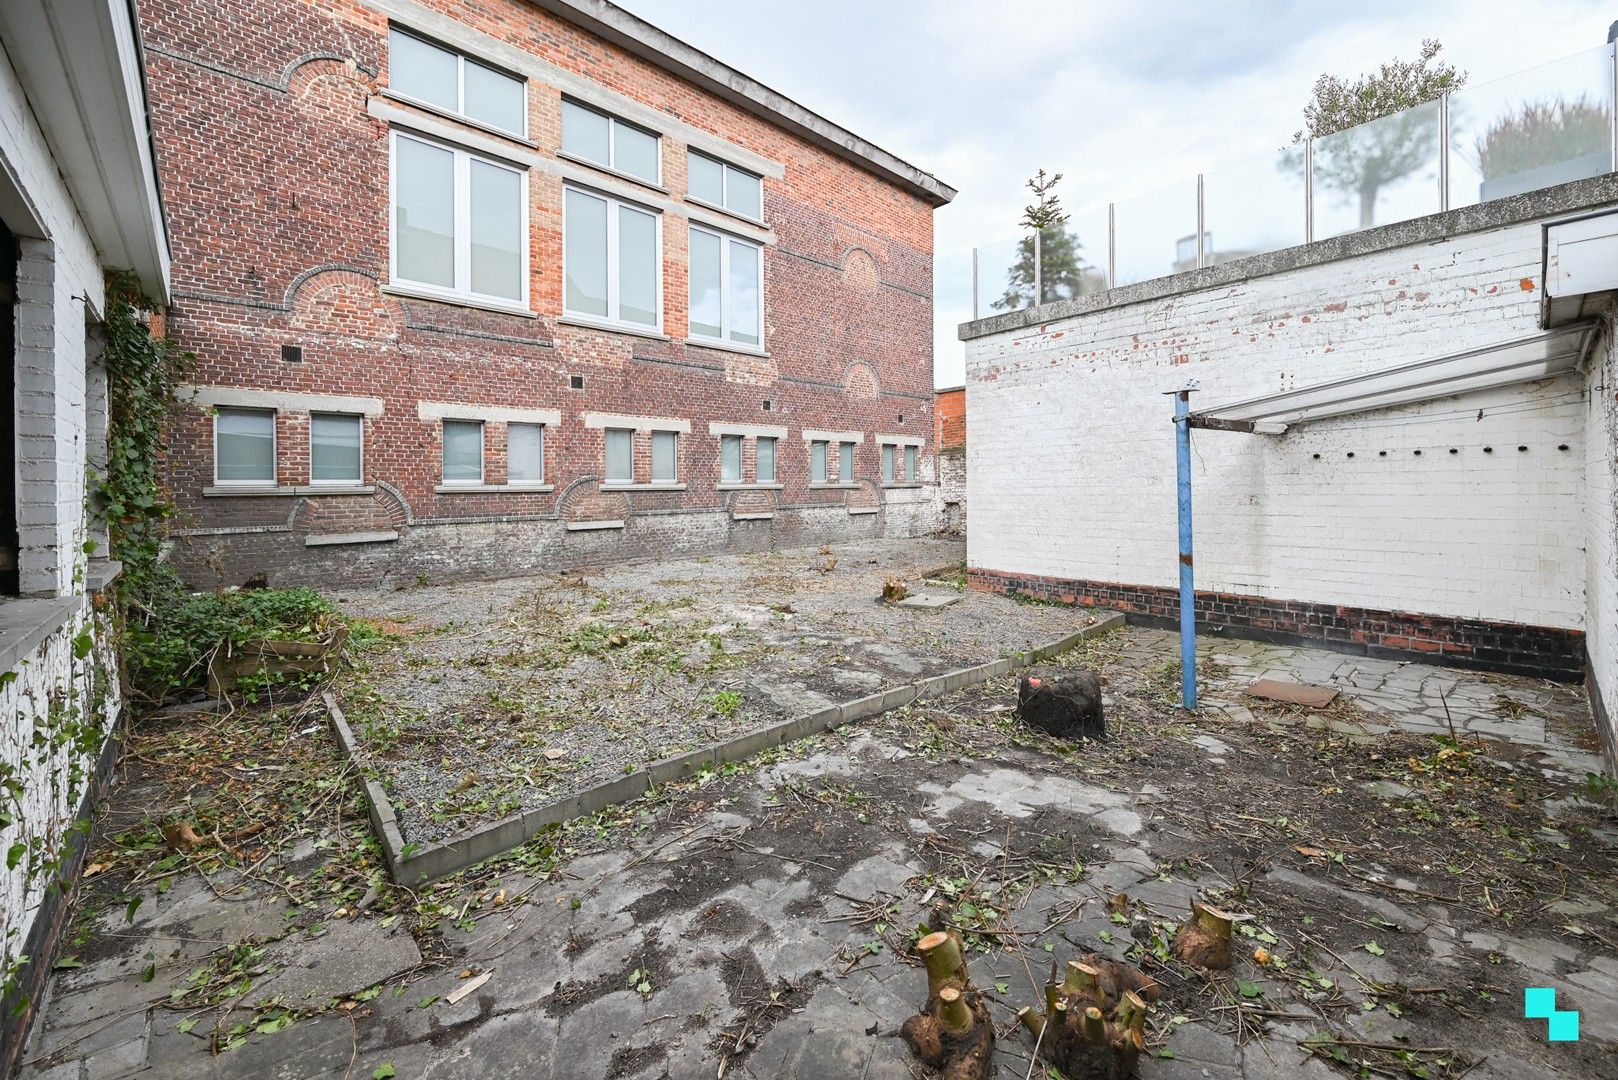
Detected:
left=311, top=413, right=362, bottom=484
left=810, top=440, right=828, bottom=483
left=389, top=27, right=526, bottom=137
left=687, top=150, right=763, bottom=221
left=561, top=100, right=660, bottom=185
left=720, top=434, right=742, bottom=483
left=508, top=422, right=545, bottom=484
left=442, top=420, right=485, bottom=483
left=688, top=226, right=761, bottom=348
left=392, top=131, right=526, bottom=305
left=905, top=445, right=919, bottom=483
left=605, top=428, right=635, bottom=482
left=215, top=408, right=276, bottom=485
left=564, top=187, right=661, bottom=330
left=881, top=444, right=896, bottom=484
left=838, top=441, right=854, bottom=483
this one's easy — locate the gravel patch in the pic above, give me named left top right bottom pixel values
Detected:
left=328, top=539, right=1101, bottom=843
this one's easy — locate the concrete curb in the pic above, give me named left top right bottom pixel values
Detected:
left=324, top=610, right=1125, bottom=884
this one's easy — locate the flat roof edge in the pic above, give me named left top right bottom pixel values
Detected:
left=960, top=172, right=1618, bottom=341
left=530, top=0, right=955, bottom=207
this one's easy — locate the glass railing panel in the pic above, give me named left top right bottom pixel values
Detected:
left=1113, top=179, right=1198, bottom=286
left=1033, top=205, right=1111, bottom=304
left=1311, top=98, right=1442, bottom=240
left=1203, top=147, right=1307, bottom=263
left=975, top=235, right=1032, bottom=316
left=1448, top=43, right=1613, bottom=208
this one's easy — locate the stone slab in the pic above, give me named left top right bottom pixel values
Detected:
left=1246, top=678, right=1339, bottom=709
left=894, top=592, right=962, bottom=609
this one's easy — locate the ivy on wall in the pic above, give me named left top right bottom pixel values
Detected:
left=97, top=272, right=192, bottom=596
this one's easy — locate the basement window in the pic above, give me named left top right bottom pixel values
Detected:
left=687, top=150, right=763, bottom=222
left=720, top=434, right=742, bottom=484
left=605, top=428, right=635, bottom=483
left=441, top=419, right=484, bottom=484
left=561, top=100, right=660, bottom=185
left=388, top=27, right=526, bottom=137
left=688, top=225, right=762, bottom=349
left=756, top=436, right=777, bottom=484
left=391, top=131, right=527, bottom=307
left=507, top=422, right=545, bottom=484
left=214, top=408, right=276, bottom=486
left=310, top=413, right=362, bottom=484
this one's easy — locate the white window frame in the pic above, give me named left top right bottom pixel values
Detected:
left=213, top=407, right=278, bottom=488
left=441, top=419, right=486, bottom=485
left=506, top=421, right=546, bottom=486
left=563, top=184, right=664, bottom=332
left=687, top=224, right=763, bottom=350
left=389, top=130, right=530, bottom=310
left=309, top=412, right=364, bottom=486
left=560, top=99, right=662, bottom=186
left=686, top=149, right=764, bottom=223
left=388, top=25, right=528, bottom=138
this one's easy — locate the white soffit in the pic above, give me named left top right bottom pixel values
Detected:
left=1189, top=324, right=1596, bottom=434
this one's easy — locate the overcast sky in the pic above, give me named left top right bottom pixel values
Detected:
left=616, top=0, right=1615, bottom=387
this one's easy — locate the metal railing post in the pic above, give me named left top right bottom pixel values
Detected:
left=1611, top=41, right=1617, bottom=173
left=971, top=247, right=979, bottom=320
left=1439, top=92, right=1451, bottom=212
left=1304, top=139, right=1315, bottom=244
left=1033, top=228, right=1042, bottom=309
left=1107, top=203, right=1116, bottom=287
left=1195, top=173, right=1206, bottom=268
left=1172, top=389, right=1197, bottom=711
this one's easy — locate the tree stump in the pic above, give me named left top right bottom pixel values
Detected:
left=1017, top=666, right=1105, bottom=740
left=1171, top=900, right=1242, bottom=969
left=1018, top=955, right=1154, bottom=1079
left=899, top=930, right=994, bottom=1080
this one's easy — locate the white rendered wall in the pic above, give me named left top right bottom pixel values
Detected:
left=965, top=217, right=1586, bottom=632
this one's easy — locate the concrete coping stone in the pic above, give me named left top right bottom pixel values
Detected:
left=325, top=610, right=1126, bottom=884
left=565, top=519, right=626, bottom=531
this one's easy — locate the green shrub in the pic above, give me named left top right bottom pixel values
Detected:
left=125, top=566, right=339, bottom=703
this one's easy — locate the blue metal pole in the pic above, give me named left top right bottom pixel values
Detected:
left=1174, top=390, right=1197, bottom=710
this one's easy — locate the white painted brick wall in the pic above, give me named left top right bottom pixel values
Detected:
left=965, top=218, right=1586, bottom=632
left=1586, top=315, right=1618, bottom=748
left=1, top=36, right=121, bottom=1003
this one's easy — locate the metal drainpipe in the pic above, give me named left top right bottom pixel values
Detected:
left=1172, top=389, right=1197, bottom=710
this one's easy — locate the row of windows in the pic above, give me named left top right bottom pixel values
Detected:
left=387, top=27, right=767, bottom=346
left=212, top=409, right=921, bottom=488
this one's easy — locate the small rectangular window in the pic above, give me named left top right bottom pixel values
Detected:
left=389, top=27, right=526, bottom=136
left=565, top=187, right=662, bottom=329
left=881, top=445, right=895, bottom=484
left=442, top=420, right=484, bottom=482
left=311, top=413, right=362, bottom=483
left=562, top=100, right=660, bottom=184
left=508, top=423, right=544, bottom=484
left=838, top=441, right=854, bottom=483
left=688, top=225, right=762, bottom=348
left=393, top=131, right=526, bottom=304
left=687, top=150, right=763, bottom=221
left=721, top=434, right=742, bottom=483
left=605, top=428, right=635, bottom=482
left=215, top=408, right=276, bottom=485
left=757, top=437, right=776, bottom=483
left=905, top=445, right=918, bottom=483
left=651, top=430, right=679, bottom=482
left=810, top=440, right=828, bottom=483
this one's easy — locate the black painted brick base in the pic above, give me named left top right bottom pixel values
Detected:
left=969, top=568, right=1586, bottom=682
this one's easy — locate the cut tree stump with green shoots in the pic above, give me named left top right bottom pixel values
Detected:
left=1017, top=954, right=1155, bottom=1080
left=1171, top=899, right=1248, bottom=970
left=899, top=930, right=993, bottom=1080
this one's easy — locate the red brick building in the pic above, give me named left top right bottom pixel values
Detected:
left=139, top=0, right=954, bottom=586
left=934, top=385, right=965, bottom=532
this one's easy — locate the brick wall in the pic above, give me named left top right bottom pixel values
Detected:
left=963, top=213, right=1594, bottom=677
left=140, top=0, right=945, bottom=587
left=934, top=386, right=964, bottom=531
